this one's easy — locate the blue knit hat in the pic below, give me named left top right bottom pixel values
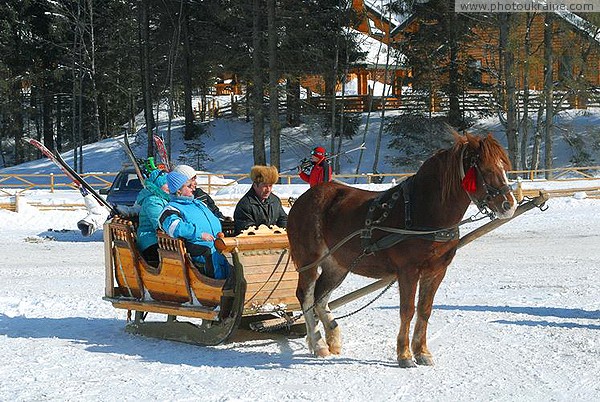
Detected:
left=166, top=171, right=188, bottom=194
left=148, top=169, right=168, bottom=189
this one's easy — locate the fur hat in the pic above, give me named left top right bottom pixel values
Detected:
left=166, top=171, right=188, bottom=194
left=250, top=165, right=279, bottom=185
left=173, top=164, right=197, bottom=180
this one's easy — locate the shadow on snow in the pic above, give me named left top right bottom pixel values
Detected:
left=0, top=314, right=397, bottom=368
left=375, top=304, right=600, bottom=330
left=432, top=304, right=600, bottom=320
left=34, top=228, right=104, bottom=243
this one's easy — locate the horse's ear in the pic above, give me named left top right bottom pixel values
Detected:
left=451, top=129, right=465, bottom=145
left=464, top=132, right=479, bottom=144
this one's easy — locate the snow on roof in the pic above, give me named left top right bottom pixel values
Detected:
left=348, top=28, right=406, bottom=68
left=363, top=0, right=415, bottom=29
left=554, top=10, right=600, bottom=45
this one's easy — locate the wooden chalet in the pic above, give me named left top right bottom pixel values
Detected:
left=215, top=74, right=242, bottom=96
left=319, top=0, right=600, bottom=112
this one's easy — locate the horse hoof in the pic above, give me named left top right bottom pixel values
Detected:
left=415, top=354, right=435, bottom=366
left=397, top=358, right=417, bottom=368
left=316, top=347, right=331, bottom=358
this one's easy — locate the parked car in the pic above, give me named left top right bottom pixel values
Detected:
left=100, top=168, right=143, bottom=207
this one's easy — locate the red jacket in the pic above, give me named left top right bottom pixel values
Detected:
left=300, top=160, right=332, bottom=187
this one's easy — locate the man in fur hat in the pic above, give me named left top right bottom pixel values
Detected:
left=233, top=165, right=287, bottom=235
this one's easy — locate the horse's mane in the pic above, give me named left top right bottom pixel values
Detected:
left=440, top=131, right=512, bottom=202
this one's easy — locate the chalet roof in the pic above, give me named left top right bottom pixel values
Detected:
left=363, top=1, right=600, bottom=47
left=363, top=0, right=419, bottom=37
left=348, top=28, right=407, bottom=69
left=555, top=11, right=600, bottom=45
left=363, top=0, right=413, bottom=29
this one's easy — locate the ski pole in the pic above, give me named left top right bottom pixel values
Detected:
left=325, top=142, right=366, bottom=162
left=281, top=142, right=367, bottom=173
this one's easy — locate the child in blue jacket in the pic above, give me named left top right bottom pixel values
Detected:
left=136, top=169, right=170, bottom=265
left=159, top=171, right=230, bottom=279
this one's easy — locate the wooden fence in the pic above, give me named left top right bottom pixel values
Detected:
left=1, top=166, right=599, bottom=211
left=215, top=89, right=600, bottom=117
left=0, top=173, right=114, bottom=194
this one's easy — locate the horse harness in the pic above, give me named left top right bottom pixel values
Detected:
left=295, top=143, right=513, bottom=274
left=289, top=177, right=461, bottom=330
left=360, top=176, right=459, bottom=255
left=460, top=145, right=513, bottom=216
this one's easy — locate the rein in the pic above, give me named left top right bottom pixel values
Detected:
left=244, top=249, right=291, bottom=308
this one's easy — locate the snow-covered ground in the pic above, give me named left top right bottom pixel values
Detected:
left=0, top=188, right=598, bottom=401
left=0, top=106, right=599, bottom=400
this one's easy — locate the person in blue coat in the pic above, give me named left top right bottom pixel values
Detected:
left=135, top=169, right=169, bottom=265
left=159, top=171, right=231, bottom=279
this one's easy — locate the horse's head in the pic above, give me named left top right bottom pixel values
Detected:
left=456, top=133, right=517, bottom=219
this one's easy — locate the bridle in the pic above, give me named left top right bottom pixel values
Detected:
left=459, top=145, right=513, bottom=217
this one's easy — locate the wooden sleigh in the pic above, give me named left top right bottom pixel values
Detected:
left=103, top=191, right=549, bottom=346
left=103, top=218, right=301, bottom=346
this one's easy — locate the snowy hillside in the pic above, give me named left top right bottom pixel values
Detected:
left=0, top=104, right=599, bottom=401
left=2, top=102, right=599, bottom=178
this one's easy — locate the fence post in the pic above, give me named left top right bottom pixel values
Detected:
left=516, top=177, right=523, bottom=202
left=50, top=173, right=54, bottom=193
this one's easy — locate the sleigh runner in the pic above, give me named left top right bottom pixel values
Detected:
left=103, top=218, right=301, bottom=345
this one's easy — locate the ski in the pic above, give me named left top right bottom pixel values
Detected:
left=53, top=149, right=119, bottom=216
left=153, top=134, right=171, bottom=171
left=24, top=138, right=118, bottom=215
left=123, top=131, right=148, bottom=184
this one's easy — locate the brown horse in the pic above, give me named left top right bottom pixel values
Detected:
left=287, top=132, right=516, bottom=367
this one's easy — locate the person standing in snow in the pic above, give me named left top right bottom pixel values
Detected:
left=298, top=146, right=332, bottom=187
left=159, top=171, right=230, bottom=279
left=172, top=164, right=229, bottom=221
left=135, top=169, right=170, bottom=265
left=233, top=165, right=287, bottom=235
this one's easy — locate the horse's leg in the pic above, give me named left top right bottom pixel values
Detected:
left=396, top=268, right=420, bottom=368
left=411, top=264, right=449, bottom=366
left=296, top=268, right=330, bottom=357
left=313, top=291, right=341, bottom=354
left=313, top=264, right=347, bottom=355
